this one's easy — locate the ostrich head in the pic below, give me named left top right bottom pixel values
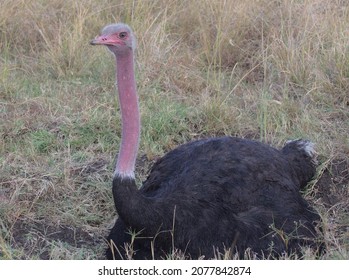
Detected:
left=90, top=23, right=136, bottom=55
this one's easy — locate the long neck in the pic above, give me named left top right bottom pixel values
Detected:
left=112, top=50, right=169, bottom=235
left=114, top=51, right=140, bottom=178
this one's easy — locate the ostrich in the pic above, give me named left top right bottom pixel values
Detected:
left=90, top=23, right=321, bottom=260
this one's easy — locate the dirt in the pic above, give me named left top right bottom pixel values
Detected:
left=11, top=220, right=103, bottom=259
left=314, top=158, right=349, bottom=207
left=69, top=157, right=110, bottom=177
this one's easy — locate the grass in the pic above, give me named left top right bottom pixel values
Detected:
left=0, top=0, right=348, bottom=259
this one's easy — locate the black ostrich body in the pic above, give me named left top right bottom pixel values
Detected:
left=107, top=137, right=320, bottom=259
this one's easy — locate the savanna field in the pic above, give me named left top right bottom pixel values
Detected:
left=0, top=0, right=348, bottom=259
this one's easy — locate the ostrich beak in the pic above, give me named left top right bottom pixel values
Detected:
left=90, top=38, right=100, bottom=45
left=90, top=34, right=121, bottom=46
left=90, top=35, right=106, bottom=45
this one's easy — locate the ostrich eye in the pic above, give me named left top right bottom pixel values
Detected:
left=119, top=32, right=127, bottom=39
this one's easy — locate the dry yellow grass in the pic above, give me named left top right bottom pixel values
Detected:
left=0, top=0, right=348, bottom=259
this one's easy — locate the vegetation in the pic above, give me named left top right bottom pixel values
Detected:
left=0, top=0, right=348, bottom=259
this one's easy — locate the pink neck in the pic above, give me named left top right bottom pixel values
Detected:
left=114, top=51, right=140, bottom=178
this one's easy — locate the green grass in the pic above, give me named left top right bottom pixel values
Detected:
left=0, top=0, right=348, bottom=259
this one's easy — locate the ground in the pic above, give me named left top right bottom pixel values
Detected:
left=6, top=156, right=349, bottom=259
